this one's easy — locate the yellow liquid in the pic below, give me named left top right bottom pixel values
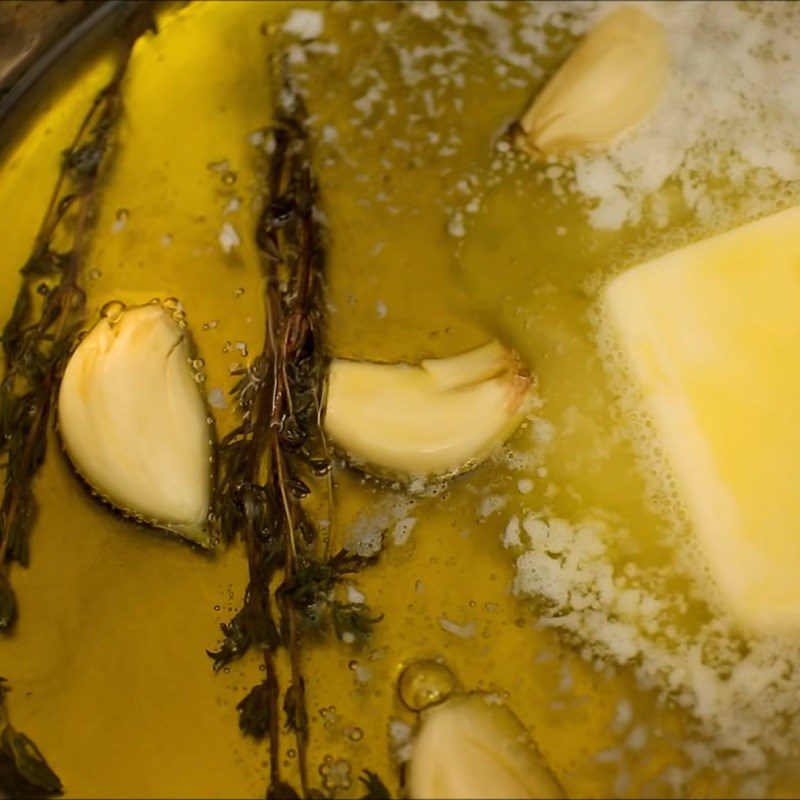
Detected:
left=0, top=2, right=797, bottom=797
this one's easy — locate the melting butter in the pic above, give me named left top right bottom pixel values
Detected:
left=603, top=204, right=800, bottom=631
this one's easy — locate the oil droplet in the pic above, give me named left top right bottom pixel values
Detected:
left=222, top=170, right=237, bottom=185
left=162, top=297, right=183, bottom=313
left=345, top=726, right=364, bottom=742
left=207, top=159, right=230, bottom=173
left=111, top=208, right=129, bottom=233
left=100, top=300, right=126, bottom=323
left=310, top=458, right=331, bottom=477
left=320, top=705, right=338, bottom=729
left=398, top=659, right=456, bottom=712
left=192, top=358, right=205, bottom=369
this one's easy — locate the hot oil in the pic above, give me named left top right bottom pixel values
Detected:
left=0, top=1, right=798, bottom=798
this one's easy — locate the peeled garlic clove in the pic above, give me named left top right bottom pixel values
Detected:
left=58, top=303, right=213, bottom=546
left=324, top=341, right=531, bottom=478
left=408, top=694, right=564, bottom=799
left=518, top=6, right=669, bottom=156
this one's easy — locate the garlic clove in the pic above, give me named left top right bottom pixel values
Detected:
left=408, top=694, right=564, bottom=799
left=58, top=302, right=213, bottom=546
left=518, top=6, right=669, bottom=156
left=324, top=341, right=532, bottom=478
left=420, top=340, right=511, bottom=391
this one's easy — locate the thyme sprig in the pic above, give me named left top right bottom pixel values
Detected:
left=0, top=8, right=154, bottom=632
left=0, top=12, right=153, bottom=795
left=209, top=58, right=382, bottom=798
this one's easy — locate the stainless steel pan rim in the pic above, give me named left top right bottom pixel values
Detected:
left=0, top=0, right=134, bottom=124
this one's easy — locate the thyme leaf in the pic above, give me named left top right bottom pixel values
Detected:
left=207, top=604, right=257, bottom=672
left=358, top=770, right=392, bottom=800
left=277, top=554, right=382, bottom=642
left=0, top=678, right=61, bottom=796
left=329, top=601, right=383, bottom=644
left=266, top=781, right=301, bottom=800
left=236, top=680, right=274, bottom=740
left=282, top=679, right=308, bottom=738
left=0, top=575, right=15, bottom=631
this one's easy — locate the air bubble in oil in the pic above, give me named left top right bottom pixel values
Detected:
left=345, top=726, right=364, bottom=742
left=318, top=755, right=351, bottom=792
left=398, top=659, right=455, bottom=712
left=162, top=297, right=183, bottom=314
left=319, top=705, right=337, bottom=729
left=100, top=300, right=126, bottom=323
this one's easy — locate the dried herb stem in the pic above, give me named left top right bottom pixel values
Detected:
left=209, top=56, right=384, bottom=798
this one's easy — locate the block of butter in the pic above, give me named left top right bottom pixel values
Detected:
left=603, top=205, right=800, bottom=632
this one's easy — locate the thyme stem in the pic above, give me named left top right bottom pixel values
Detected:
left=210, top=55, right=384, bottom=798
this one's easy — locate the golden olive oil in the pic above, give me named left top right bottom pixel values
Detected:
left=0, top=2, right=797, bottom=798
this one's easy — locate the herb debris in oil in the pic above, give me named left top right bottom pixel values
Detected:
left=209, top=57, right=387, bottom=798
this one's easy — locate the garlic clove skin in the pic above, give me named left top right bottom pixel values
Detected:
left=408, top=694, right=564, bottom=799
left=519, top=6, right=669, bottom=156
left=58, top=303, right=213, bottom=546
left=324, top=341, right=532, bottom=479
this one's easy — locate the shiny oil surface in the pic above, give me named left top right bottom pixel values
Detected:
left=0, top=2, right=794, bottom=797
